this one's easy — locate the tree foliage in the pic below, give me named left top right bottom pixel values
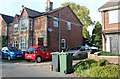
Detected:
left=92, top=21, right=102, bottom=48
left=61, top=2, right=93, bottom=38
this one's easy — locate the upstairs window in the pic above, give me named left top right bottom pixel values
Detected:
left=67, top=21, right=71, bottom=30
left=109, top=9, right=120, bottom=24
left=30, top=19, right=33, bottom=30
left=21, top=19, right=27, bottom=31
left=54, top=17, right=59, bottom=27
left=14, top=24, right=18, bottom=34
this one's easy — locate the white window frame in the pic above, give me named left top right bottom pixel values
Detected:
left=67, top=21, right=71, bottom=30
left=21, top=19, right=27, bottom=31
left=13, top=40, right=18, bottom=47
left=54, top=17, right=59, bottom=27
left=109, top=9, right=120, bottom=24
left=61, top=39, right=66, bottom=49
left=14, top=24, right=18, bottom=34
left=30, top=19, right=33, bottom=30
left=20, top=39, right=26, bottom=51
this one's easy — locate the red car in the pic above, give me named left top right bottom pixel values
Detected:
left=25, top=46, right=52, bottom=63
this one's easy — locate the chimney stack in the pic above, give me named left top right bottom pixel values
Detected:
left=45, top=0, right=53, bottom=11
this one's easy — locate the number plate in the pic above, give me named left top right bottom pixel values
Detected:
left=17, top=55, right=21, bottom=57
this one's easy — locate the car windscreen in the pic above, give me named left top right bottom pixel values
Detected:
left=27, top=48, right=36, bottom=54
left=8, top=47, right=19, bottom=51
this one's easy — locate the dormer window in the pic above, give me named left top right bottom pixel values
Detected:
left=21, top=19, right=27, bottom=31
left=14, top=24, right=18, bottom=34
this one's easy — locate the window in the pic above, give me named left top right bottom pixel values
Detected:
left=54, top=17, right=59, bottom=27
left=20, top=39, right=26, bottom=51
left=109, top=9, right=120, bottom=24
left=21, top=19, right=27, bottom=31
left=29, top=38, right=32, bottom=46
left=61, top=39, right=66, bottom=49
left=67, top=21, right=71, bottom=30
left=14, top=24, right=18, bottom=34
left=30, top=19, right=33, bottom=30
left=13, top=40, right=18, bottom=47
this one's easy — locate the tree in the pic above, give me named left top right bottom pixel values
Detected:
left=61, top=2, right=93, bottom=39
left=92, top=21, right=102, bottom=48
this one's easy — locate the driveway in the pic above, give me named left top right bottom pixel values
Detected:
left=1, top=59, right=80, bottom=77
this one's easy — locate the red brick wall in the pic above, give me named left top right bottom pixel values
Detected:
left=48, top=6, right=83, bottom=51
left=102, top=11, right=120, bottom=32
left=34, top=16, right=47, bottom=46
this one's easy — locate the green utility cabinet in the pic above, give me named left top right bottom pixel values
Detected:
left=51, top=52, right=60, bottom=72
left=59, top=52, right=73, bottom=74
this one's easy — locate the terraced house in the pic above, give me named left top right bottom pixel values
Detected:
left=6, top=0, right=83, bottom=52
left=0, top=13, right=14, bottom=49
left=99, top=0, right=120, bottom=54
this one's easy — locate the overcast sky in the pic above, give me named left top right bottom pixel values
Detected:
left=0, top=0, right=108, bottom=35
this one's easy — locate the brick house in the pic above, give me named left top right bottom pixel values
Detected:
left=99, top=0, right=120, bottom=54
left=0, top=13, right=14, bottom=49
left=9, top=0, right=83, bottom=52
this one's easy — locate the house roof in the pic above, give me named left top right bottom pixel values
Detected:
left=21, top=5, right=83, bottom=26
left=25, top=7, right=42, bottom=18
left=0, top=13, right=14, bottom=24
left=99, top=0, right=120, bottom=11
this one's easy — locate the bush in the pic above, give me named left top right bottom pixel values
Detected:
left=74, top=58, right=97, bottom=73
left=97, top=59, right=110, bottom=66
left=74, top=58, right=120, bottom=78
left=83, top=65, right=120, bottom=77
left=100, top=51, right=120, bottom=56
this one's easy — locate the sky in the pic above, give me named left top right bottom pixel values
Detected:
left=0, top=0, right=108, bottom=35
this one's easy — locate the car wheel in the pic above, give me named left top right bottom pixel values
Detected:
left=36, top=57, right=42, bottom=63
left=26, top=59, right=31, bottom=62
left=7, top=55, right=11, bottom=60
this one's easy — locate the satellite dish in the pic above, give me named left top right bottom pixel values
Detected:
left=48, top=28, right=53, bottom=32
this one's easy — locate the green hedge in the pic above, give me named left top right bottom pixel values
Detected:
left=74, top=58, right=120, bottom=78
left=100, top=51, right=120, bottom=56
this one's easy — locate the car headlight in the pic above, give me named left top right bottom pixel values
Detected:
left=10, top=52, right=14, bottom=54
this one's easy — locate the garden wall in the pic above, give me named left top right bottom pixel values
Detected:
left=88, top=52, right=120, bottom=64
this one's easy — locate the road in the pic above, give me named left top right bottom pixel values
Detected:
left=1, top=59, right=80, bottom=77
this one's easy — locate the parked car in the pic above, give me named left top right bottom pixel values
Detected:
left=25, top=46, right=52, bottom=63
left=67, top=46, right=91, bottom=59
left=1, top=46, right=24, bottom=60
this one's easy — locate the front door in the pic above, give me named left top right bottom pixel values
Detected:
left=38, top=38, right=43, bottom=46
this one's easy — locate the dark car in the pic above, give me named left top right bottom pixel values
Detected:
left=1, top=46, right=24, bottom=60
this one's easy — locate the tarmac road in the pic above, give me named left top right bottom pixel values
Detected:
left=1, top=60, right=78, bottom=77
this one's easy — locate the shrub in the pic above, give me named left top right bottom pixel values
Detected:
left=97, top=59, right=110, bottom=66
left=100, top=51, right=120, bottom=56
left=84, top=65, right=120, bottom=77
left=74, top=58, right=97, bottom=73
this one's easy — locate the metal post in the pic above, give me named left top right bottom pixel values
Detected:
left=58, top=11, right=61, bottom=52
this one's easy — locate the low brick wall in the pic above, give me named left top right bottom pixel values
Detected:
left=88, top=52, right=120, bottom=64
